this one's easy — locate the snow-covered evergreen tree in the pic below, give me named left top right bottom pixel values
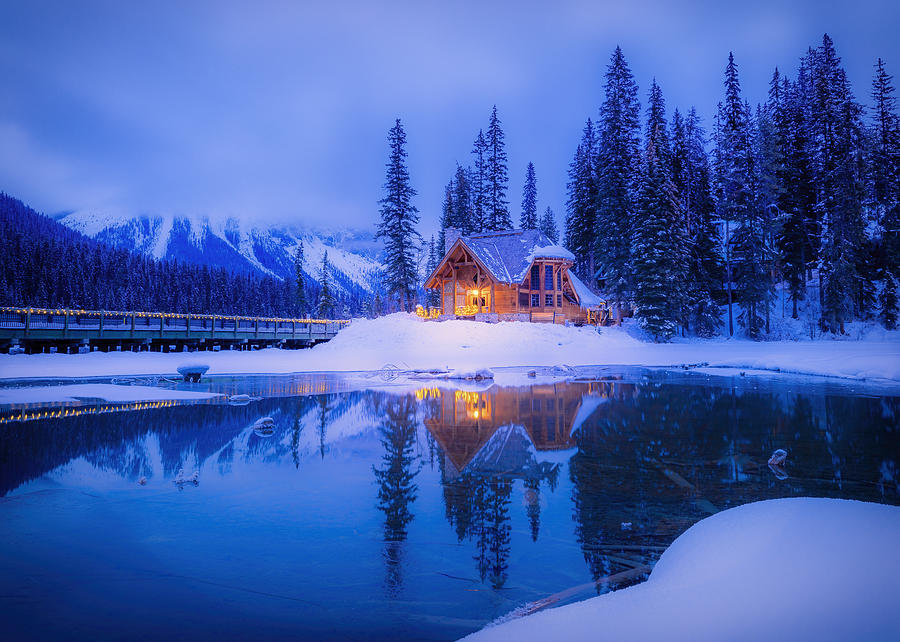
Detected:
left=631, top=80, right=681, bottom=341
left=520, top=162, right=538, bottom=229
left=595, top=46, right=641, bottom=313
left=539, top=207, right=559, bottom=243
left=425, top=235, right=440, bottom=309
left=715, top=53, right=758, bottom=336
left=565, top=119, right=598, bottom=279
left=453, top=164, right=475, bottom=235
left=316, top=250, right=336, bottom=318
left=808, top=35, right=867, bottom=333
left=293, top=241, right=308, bottom=317
left=871, top=58, right=900, bottom=327
left=672, top=107, right=723, bottom=336
left=376, top=119, right=421, bottom=312
left=485, top=106, right=511, bottom=230
left=470, top=130, right=489, bottom=233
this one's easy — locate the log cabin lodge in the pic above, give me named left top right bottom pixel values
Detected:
left=424, top=228, right=609, bottom=325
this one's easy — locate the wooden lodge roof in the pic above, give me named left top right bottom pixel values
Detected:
left=425, top=229, right=603, bottom=307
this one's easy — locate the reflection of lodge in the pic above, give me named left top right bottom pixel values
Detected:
left=424, top=382, right=607, bottom=479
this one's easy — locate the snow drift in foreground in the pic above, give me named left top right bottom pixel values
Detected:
left=1, top=314, right=899, bottom=382
left=0, top=384, right=222, bottom=405
left=466, top=498, right=900, bottom=642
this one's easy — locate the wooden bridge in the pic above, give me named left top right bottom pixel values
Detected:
left=0, top=307, right=351, bottom=354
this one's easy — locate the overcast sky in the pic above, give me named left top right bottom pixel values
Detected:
left=1, top=0, right=898, bottom=235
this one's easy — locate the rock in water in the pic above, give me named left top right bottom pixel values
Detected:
left=768, top=449, right=788, bottom=467
left=177, top=363, right=209, bottom=382
left=252, top=416, right=275, bottom=437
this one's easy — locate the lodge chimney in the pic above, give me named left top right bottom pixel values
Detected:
left=444, top=227, right=461, bottom=254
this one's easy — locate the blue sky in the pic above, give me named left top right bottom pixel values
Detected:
left=1, top=0, right=897, bottom=235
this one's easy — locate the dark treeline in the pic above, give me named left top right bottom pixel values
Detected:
left=564, top=36, right=900, bottom=340
left=0, top=193, right=360, bottom=318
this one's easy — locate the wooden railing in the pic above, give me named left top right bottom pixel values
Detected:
left=0, top=307, right=350, bottom=345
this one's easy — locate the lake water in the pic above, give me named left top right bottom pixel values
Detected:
left=1, top=369, right=898, bottom=640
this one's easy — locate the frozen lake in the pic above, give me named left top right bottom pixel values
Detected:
left=0, top=370, right=898, bottom=640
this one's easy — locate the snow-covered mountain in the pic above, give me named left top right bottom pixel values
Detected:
left=56, top=211, right=383, bottom=296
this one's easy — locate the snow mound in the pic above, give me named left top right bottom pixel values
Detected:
left=1, top=313, right=899, bottom=382
left=465, top=498, right=900, bottom=642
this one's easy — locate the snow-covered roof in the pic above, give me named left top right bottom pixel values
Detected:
left=568, top=271, right=604, bottom=307
left=460, top=229, right=575, bottom=284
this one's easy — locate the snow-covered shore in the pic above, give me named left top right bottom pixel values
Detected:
left=1, top=314, right=899, bottom=383
left=465, top=498, right=900, bottom=642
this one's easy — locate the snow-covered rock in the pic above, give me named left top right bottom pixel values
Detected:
left=465, top=498, right=900, bottom=642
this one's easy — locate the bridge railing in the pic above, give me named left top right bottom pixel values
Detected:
left=0, top=307, right=351, bottom=336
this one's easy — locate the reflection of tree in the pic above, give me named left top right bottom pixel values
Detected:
left=317, top=396, right=329, bottom=460
left=373, top=395, right=420, bottom=596
left=291, top=410, right=303, bottom=469
left=524, top=478, right=541, bottom=542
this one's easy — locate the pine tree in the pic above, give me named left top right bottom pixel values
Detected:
left=470, top=130, right=489, bottom=233
left=425, top=235, right=440, bottom=309
left=485, top=106, right=511, bottom=230
left=672, top=107, right=723, bottom=336
left=293, top=241, right=308, bottom=317
left=595, top=46, right=642, bottom=314
left=439, top=181, right=454, bottom=252
left=452, top=164, right=475, bottom=235
left=376, top=119, right=421, bottom=312
left=539, top=207, right=559, bottom=243
left=632, top=80, right=681, bottom=341
left=715, top=53, right=757, bottom=336
left=520, top=162, right=538, bottom=229
left=317, top=250, right=336, bottom=318
left=871, top=58, right=900, bottom=327
left=808, top=35, right=867, bottom=332
left=565, top=119, right=599, bottom=279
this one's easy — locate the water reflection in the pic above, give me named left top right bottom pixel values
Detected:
left=0, top=372, right=897, bottom=640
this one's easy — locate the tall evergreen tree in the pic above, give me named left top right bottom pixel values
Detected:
left=631, top=80, right=681, bottom=341
left=316, top=250, right=336, bottom=318
left=871, top=58, right=900, bottom=327
left=425, top=235, right=440, bottom=309
left=376, top=119, right=421, bottom=312
left=293, top=241, right=308, bottom=316
left=672, top=108, right=723, bottom=336
left=470, top=130, right=489, bottom=233
left=565, top=119, right=599, bottom=279
left=808, top=35, right=867, bottom=332
left=715, top=53, right=757, bottom=336
left=539, top=207, right=559, bottom=243
left=452, top=164, right=475, bottom=235
left=595, top=46, right=641, bottom=314
left=520, top=162, right=538, bottom=229
left=485, top=106, right=512, bottom=230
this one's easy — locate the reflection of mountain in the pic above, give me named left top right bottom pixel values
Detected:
left=1, top=391, right=377, bottom=495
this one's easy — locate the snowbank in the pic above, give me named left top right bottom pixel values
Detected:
left=0, top=384, right=222, bottom=405
left=465, top=498, right=900, bottom=642
left=1, top=314, right=899, bottom=382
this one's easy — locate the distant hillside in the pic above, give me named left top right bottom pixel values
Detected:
left=0, top=193, right=361, bottom=317
left=57, top=211, right=383, bottom=300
